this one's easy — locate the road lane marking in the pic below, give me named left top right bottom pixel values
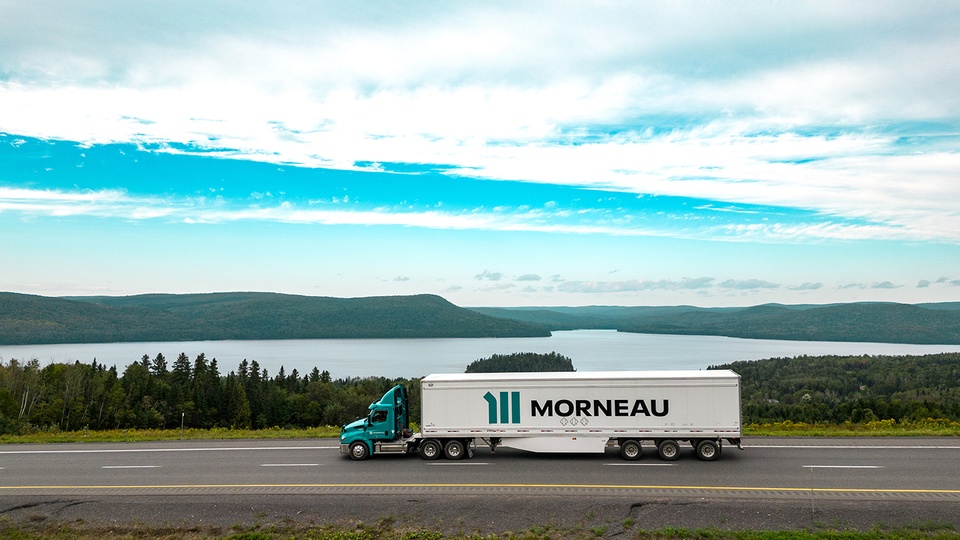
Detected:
left=260, top=464, right=320, bottom=467
left=604, top=463, right=675, bottom=466
left=1, top=482, right=959, bottom=495
left=803, top=465, right=884, bottom=469
left=101, top=466, right=161, bottom=469
left=748, top=444, right=960, bottom=449
left=426, top=463, right=490, bottom=466
left=0, top=446, right=336, bottom=455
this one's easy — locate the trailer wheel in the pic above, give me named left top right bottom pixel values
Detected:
left=695, top=439, right=720, bottom=461
left=419, top=439, right=442, bottom=460
left=349, top=442, right=369, bottom=461
left=657, top=439, right=681, bottom=461
left=619, top=439, right=642, bottom=461
left=444, top=439, right=465, bottom=460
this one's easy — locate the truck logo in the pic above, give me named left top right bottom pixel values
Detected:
left=531, top=398, right=669, bottom=418
left=483, top=391, right=521, bottom=424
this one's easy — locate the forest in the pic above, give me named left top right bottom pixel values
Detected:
left=0, top=353, right=422, bottom=435
left=0, top=292, right=549, bottom=345
left=2, top=352, right=959, bottom=435
left=473, top=302, right=960, bottom=344
left=713, top=353, right=960, bottom=424
left=465, top=352, right=575, bottom=373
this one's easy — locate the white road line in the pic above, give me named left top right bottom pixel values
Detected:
left=605, top=463, right=675, bottom=466
left=101, top=465, right=162, bottom=469
left=748, top=445, right=960, bottom=449
left=426, top=462, right=490, bottom=466
left=802, top=465, right=884, bottom=469
left=260, top=463, right=320, bottom=467
left=0, top=446, right=337, bottom=455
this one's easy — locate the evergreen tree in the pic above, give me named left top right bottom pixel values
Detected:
left=151, top=353, right=168, bottom=378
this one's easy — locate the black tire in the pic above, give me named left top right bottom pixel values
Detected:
left=619, top=439, right=642, bottom=461
left=695, top=439, right=720, bottom=461
left=349, top=442, right=369, bottom=461
left=657, top=439, right=681, bottom=461
left=419, top=439, right=442, bottom=460
left=444, top=439, right=466, bottom=460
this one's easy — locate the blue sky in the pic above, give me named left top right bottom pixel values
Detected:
left=2, top=1, right=959, bottom=307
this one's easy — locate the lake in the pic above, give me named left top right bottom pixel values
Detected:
left=1, top=330, right=958, bottom=379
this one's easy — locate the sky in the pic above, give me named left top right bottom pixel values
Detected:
left=1, top=1, right=959, bottom=307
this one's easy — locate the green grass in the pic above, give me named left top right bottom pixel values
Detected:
left=745, top=418, right=960, bottom=437
left=0, top=425, right=342, bottom=444
left=3, top=418, right=960, bottom=445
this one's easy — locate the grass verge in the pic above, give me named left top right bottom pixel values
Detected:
left=746, top=418, right=960, bottom=437
left=2, top=418, right=959, bottom=445
left=0, top=425, right=341, bottom=444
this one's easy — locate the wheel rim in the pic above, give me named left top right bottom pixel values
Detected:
left=624, top=443, right=639, bottom=458
left=447, top=443, right=462, bottom=458
left=662, top=443, right=678, bottom=458
left=351, top=444, right=366, bottom=459
left=699, top=442, right=716, bottom=459
left=423, top=442, right=439, bottom=457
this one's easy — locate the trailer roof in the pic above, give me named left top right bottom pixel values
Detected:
left=422, top=369, right=738, bottom=383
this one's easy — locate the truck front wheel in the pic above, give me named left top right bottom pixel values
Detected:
left=349, top=442, right=369, bottom=461
left=444, top=439, right=465, bottom=460
left=419, top=439, right=442, bottom=460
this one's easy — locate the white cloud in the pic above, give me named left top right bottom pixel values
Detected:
left=558, top=277, right=714, bottom=294
left=718, top=279, right=780, bottom=291
left=475, top=270, right=503, bottom=282
left=2, top=2, right=959, bottom=244
left=790, top=282, right=824, bottom=291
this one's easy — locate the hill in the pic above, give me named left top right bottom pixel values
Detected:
left=5, top=292, right=958, bottom=346
left=0, top=292, right=550, bottom=345
left=471, top=302, right=960, bottom=345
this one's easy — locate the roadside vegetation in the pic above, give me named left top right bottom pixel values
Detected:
left=3, top=418, right=959, bottom=445
left=713, top=353, right=960, bottom=425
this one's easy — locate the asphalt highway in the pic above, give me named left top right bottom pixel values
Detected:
left=2, top=437, right=959, bottom=533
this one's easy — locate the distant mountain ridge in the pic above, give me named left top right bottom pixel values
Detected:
left=3, top=292, right=959, bottom=346
left=0, top=292, right=550, bottom=345
left=470, top=302, right=960, bottom=345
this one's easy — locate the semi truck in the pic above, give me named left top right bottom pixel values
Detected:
left=339, top=370, right=741, bottom=461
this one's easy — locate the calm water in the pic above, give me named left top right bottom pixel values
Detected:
left=1, top=330, right=958, bottom=379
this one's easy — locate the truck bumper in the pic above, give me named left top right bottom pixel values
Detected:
left=339, top=443, right=350, bottom=455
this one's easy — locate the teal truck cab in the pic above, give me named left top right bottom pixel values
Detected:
left=339, top=384, right=415, bottom=460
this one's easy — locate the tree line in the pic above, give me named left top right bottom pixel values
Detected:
left=3, top=352, right=960, bottom=435
left=0, top=353, right=420, bottom=435
left=465, top=352, right=575, bottom=373
left=0, top=292, right=548, bottom=345
left=711, top=353, right=960, bottom=424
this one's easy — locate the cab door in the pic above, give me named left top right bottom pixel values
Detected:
left=367, top=408, right=395, bottom=440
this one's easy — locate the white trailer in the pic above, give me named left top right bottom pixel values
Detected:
left=340, top=370, right=741, bottom=461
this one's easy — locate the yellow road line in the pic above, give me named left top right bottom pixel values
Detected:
left=0, top=483, right=959, bottom=494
